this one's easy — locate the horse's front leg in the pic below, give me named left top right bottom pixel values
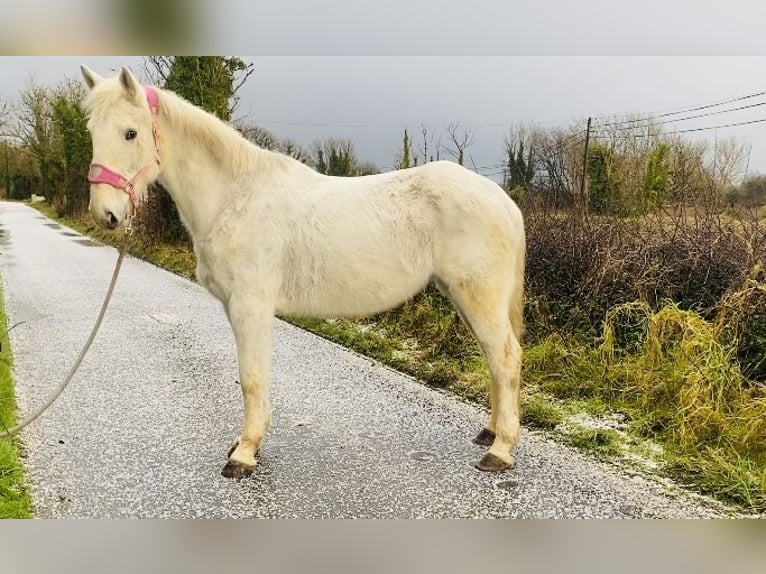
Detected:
left=221, top=295, right=274, bottom=479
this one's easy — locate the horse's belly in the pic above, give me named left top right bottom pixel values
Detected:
left=277, top=265, right=432, bottom=319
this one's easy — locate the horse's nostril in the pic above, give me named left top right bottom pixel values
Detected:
left=106, top=211, right=119, bottom=229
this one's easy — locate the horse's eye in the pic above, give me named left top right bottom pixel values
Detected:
left=125, top=129, right=137, bottom=141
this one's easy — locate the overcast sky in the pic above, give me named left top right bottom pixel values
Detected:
left=3, top=56, right=766, bottom=179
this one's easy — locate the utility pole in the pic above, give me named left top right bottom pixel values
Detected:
left=578, top=116, right=592, bottom=218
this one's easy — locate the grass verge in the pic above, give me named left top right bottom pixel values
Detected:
left=523, top=304, right=766, bottom=510
left=0, top=280, right=33, bottom=519
left=31, top=202, right=765, bottom=513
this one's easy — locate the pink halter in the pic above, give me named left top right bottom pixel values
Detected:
left=87, top=86, right=161, bottom=209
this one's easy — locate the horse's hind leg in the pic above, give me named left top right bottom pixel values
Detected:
left=221, top=295, right=274, bottom=479
left=443, top=277, right=522, bottom=472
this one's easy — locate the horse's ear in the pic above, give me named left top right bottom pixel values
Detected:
left=80, top=65, right=103, bottom=90
left=118, top=66, right=142, bottom=103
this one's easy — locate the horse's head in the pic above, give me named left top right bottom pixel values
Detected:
left=80, top=65, right=161, bottom=231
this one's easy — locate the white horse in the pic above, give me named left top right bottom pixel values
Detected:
left=80, top=65, right=526, bottom=478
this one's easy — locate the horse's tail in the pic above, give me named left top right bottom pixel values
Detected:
left=509, top=233, right=526, bottom=344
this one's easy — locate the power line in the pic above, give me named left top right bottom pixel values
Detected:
left=593, top=99, right=766, bottom=133
left=591, top=116, right=766, bottom=139
left=667, top=116, right=766, bottom=135
left=656, top=90, right=766, bottom=117
left=595, top=89, right=766, bottom=128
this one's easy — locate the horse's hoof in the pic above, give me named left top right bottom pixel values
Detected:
left=473, top=427, right=496, bottom=446
left=221, top=460, right=254, bottom=479
left=473, top=452, right=512, bottom=472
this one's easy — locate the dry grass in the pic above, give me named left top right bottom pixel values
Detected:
left=716, top=277, right=766, bottom=381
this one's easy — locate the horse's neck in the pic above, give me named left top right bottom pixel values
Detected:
left=153, top=96, right=313, bottom=240
left=154, top=110, right=245, bottom=240
left=156, top=135, right=223, bottom=239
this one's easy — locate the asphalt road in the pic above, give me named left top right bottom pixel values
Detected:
left=0, top=201, right=727, bottom=518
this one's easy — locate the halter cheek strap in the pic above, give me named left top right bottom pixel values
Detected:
left=87, top=86, right=161, bottom=210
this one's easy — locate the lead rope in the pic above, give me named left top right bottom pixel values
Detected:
left=0, top=234, right=130, bottom=438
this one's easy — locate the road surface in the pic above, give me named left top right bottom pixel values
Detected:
left=0, top=201, right=727, bottom=518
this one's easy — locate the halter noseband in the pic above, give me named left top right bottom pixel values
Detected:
left=87, top=86, right=161, bottom=210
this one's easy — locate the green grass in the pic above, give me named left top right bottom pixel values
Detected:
left=0, top=281, right=33, bottom=519
left=561, top=427, right=623, bottom=460
left=31, top=202, right=766, bottom=514
left=520, top=394, right=565, bottom=430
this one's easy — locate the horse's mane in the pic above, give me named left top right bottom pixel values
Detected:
left=157, top=88, right=295, bottom=174
left=84, top=82, right=303, bottom=177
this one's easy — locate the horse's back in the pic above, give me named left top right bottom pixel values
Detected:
left=265, top=160, right=523, bottom=318
left=314, top=160, right=521, bottom=231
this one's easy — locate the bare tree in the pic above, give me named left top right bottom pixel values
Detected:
left=235, top=121, right=280, bottom=150
left=711, top=136, right=749, bottom=193
left=280, top=139, right=311, bottom=164
left=735, top=174, right=766, bottom=206
left=234, top=120, right=310, bottom=163
left=143, top=56, right=173, bottom=85
left=666, top=135, right=709, bottom=205
left=443, top=122, right=475, bottom=166
left=357, top=161, right=381, bottom=176
left=14, top=82, right=55, bottom=172
left=418, top=123, right=435, bottom=164
left=0, top=98, right=11, bottom=138
left=533, top=127, right=583, bottom=209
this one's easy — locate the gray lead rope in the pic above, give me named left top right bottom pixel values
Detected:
left=0, top=239, right=129, bottom=438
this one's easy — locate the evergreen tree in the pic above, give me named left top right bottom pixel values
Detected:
left=504, top=138, right=534, bottom=191
left=163, top=57, right=250, bottom=121
left=50, top=84, right=91, bottom=216
left=312, top=138, right=359, bottom=176
left=396, top=128, right=412, bottom=170
left=587, top=144, right=620, bottom=214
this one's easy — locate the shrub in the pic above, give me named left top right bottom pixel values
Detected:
left=523, top=207, right=766, bottom=341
